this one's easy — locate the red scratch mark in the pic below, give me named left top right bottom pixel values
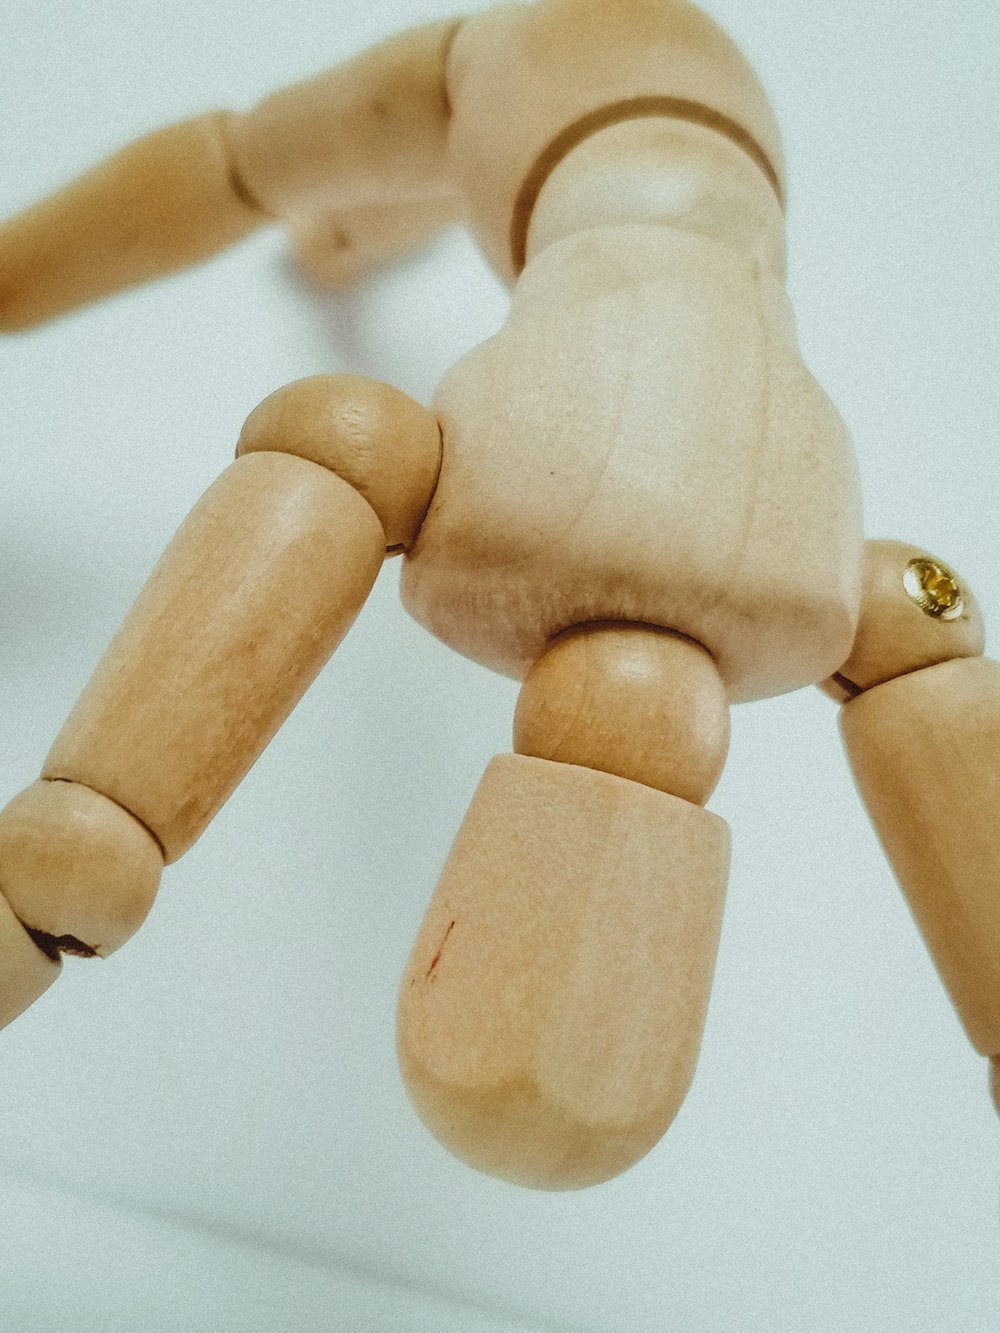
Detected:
left=426, top=920, right=456, bottom=979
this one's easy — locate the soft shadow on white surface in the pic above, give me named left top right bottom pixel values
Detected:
left=0, top=1166, right=567, bottom=1333
left=1, top=1, right=999, bottom=1330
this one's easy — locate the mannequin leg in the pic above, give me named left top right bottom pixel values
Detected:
left=822, top=539, right=1000, bottom=1100
left=0, top=375, right=441, bottom=1025
left=397, top=622, right=732, bottom=1189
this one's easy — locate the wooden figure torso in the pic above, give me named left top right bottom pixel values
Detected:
left=400, top=1, right=864, bottom=700
left=404, top=161, right=863, bottom=700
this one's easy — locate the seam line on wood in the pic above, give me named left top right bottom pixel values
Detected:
left=509, top=96, right=785, bottom=274
left=212, top=110, right=277, bottom=220
left=830, top=671, right=863, bottom=699
left=44, top=776, right=168, bottom=862
left=439, top=19, right=466, bottom=121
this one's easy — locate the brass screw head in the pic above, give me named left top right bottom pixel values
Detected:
left=902, top=557, right=965, bottom=621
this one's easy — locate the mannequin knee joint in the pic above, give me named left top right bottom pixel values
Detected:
left=237, top=373, right=441, bottom=550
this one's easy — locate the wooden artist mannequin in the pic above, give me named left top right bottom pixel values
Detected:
left=0, top=0, right=996, bottom=1192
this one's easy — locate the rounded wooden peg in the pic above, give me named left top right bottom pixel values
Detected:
left=513, top=622, right=729, bottom=804
left=236, top=374, right=442, bottom=551
left=0, top=780, right=163, bottom=958
left=840, top=656, right=1000, bottom=1054
left=397, top=753, right=730, bottom=1190
left=820, top=539, right=984, bottom=702
left=0, top=890, right=60, bottom=1031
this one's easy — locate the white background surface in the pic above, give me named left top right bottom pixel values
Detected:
left=1, top=1, right=998, bottom=1329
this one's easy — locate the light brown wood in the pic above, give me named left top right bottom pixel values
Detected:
left=402, top=221, right=863, bottom=701
left=237, top=374, right=442, bottom=552
left=0, top=19, right=459, bottom=329
left=525, top=116, right=787, bottom=278
left=513, top=621, right=729, bottom=804
left=225, top=19, right=458, bottom=222
left=44, top=452, right=385, bottom=862
left=840, top=656, right=1000, bottom=1054
left=400, top=0, right=860, bottom=701
left=445, top=0, right=786, bottom=282
left=0, top=113, right=264, bottom=331
left=819, top=539, right=984, bottom=702
left=0, top=780, right=163, bottom=958
left=397, top=753, right=730, bottom=1189
left=0, top=890, right=61, bottom=1031
left=289, top=190, right=463, bottom=289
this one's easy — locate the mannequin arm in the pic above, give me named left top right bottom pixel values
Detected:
left=0, top=19, right=459, bottom=329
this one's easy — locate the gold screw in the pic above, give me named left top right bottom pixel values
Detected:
left=902, top=557, right=965, bottom=621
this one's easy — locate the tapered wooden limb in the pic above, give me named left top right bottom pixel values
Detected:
left=0, top=113, right=266, bottom=331
left=0, top=376, right=441, bottom=1026
left=841, top=657, right=1000, bottom=1056
left=0, top=20, right=458, bottom=328
left=398, top=623, right=731, bottom=1189
left=824, top=541, right=1000, bottom=1098
left=42, top=452, right=385, bottom=862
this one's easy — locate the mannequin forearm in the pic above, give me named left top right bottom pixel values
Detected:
left=0, top=112, right=266, bottom=330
